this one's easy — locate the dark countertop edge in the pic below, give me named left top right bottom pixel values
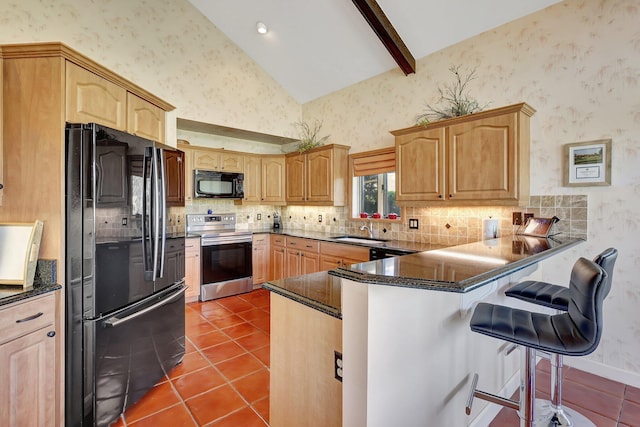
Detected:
left=0, top=283, right=62, bottom=307
left=328, top=238, right=585, bottom=293
left=262, top=282, right=342, bottom=319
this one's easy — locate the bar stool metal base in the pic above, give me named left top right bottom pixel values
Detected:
left=533, top=399, right=596, bottom=427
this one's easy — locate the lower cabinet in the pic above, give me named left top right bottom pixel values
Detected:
left=320, top=241, right=370, bottom=269
left=252, top=234, right=270, bottom=285
left=0, top=293, right=58, bottom=427
left=270, top=292, right=342, bottom=426
left=285, top=237, right=320, bottom=277
left=270, top=235, right=286, bottom=281
left=184, top=237, right=201, bottom=302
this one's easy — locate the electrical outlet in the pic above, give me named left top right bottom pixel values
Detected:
left=512, top=212, right=523, bottom=226
left=334, top=351, right=343, bottom=382
left=256, top=213, right=261, bottom=221
left=121, top=217, right=127, bottom=226
left=318, top=215, right=323, bottom=223
left=409, top=219, right=419, bottom=229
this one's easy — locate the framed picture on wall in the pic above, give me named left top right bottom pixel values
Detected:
left=563, top=139, right=612, bottom=187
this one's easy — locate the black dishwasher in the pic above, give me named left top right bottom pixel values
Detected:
left=369, top=247, right=413, bottom=260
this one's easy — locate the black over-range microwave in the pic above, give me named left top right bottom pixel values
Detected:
left=194, top=169, right=244, bottom=199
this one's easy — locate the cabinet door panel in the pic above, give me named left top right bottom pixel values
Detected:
left=164, top=150, right=184, bottom=206
left=95, top=145, right=127, bottom=206
left=185, top=238, right=201, bottom=301
left=396, top=128, right=446, bottom=201
left=306, top=150, right=332, bottom=202
left=193, top=149, right=218, bottom=170
left=448, top=113, right=515, bottom=200
left=262, top=156, right=286, bottom=203
left=219, top=153, right=243, bottom=172
left=285, top=155, right=306, bottom=202
left=66, top=61, right=126, bottom=130
left=243, top=155, right=261, bottom=202
left=271, top=247, right=285, bottom=280
left=0, top=328, right=56, bottom=427
left=126, top=92, right=165, bottom=143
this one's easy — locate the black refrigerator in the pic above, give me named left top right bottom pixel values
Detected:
left=65, top=123, right=186, bottom=427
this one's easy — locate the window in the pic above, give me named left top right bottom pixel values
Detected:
left=350, top=147, right=400, bottom=219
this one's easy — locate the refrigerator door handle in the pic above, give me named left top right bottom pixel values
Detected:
left=142, top=148, right=154, bottom=281
left=103, top=285, right=186, bottom=328
left=152, top=148, right=160, bottom=280
left=158, top=148, right=167, bottom=278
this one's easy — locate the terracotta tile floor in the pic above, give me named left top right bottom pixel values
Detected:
left=110, top=288, right=271, bottom=427
left=489, top=358, right=640, bottom=426
left=110, top=288, right=639, bottom=426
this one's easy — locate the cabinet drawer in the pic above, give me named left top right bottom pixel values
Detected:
left=185, top=237, right=200, bottom=256
left=253, top=234, right=269, bottom=246
left=286, top=237, right=319, bottom=253
left=271, top=235, right=285, bottom=247
left=0, top=293, right=55, bottom=345
left=320, top=241, right=370, bottom=261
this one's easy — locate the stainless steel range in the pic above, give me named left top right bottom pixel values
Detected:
left=186, top=214, right=253, bottom=301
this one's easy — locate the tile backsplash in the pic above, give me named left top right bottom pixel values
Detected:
left=183, top=194, right=587, bottom=244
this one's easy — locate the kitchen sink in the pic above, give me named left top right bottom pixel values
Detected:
left=332, top=236, right=387, bottom=245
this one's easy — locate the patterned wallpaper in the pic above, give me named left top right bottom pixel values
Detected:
left=303, top=0, right=640, bottom=377
left=1, top=0, right=638, bottom=380
left=0, top=0, right=301, bottom=137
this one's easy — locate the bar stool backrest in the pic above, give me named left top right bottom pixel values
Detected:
left=567, top=257, right=608, bottom=356
left=593, top=247, right=618, bottom=300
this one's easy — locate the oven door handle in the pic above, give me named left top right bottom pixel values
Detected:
left=202, top=237, right=253, bottom=245
left=104, top=285, right=186, bottom=328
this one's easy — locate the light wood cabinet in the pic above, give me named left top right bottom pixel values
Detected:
left=252, top=234, right=270, bottom=285
left=270, top=292, right=342, bottom=427
left=270, top=235, right=286, bottom=280
left=126, top=92, right=165, bottom=143
left=285, top=236, right=320, bottom=277
left=0, top=293, right=58, bottom=427
left=241, top=155, right=286, bottom=204
left=392, top=103, right=535, bottom=206
left=184, top=237, right=200, bottom=302
left=285, top=144, right=350, bottom=206
left=320, top=241, right=370, bottom=270
left=164, top=149, right=185, bottom=206
left=192, top=147, right=244, bottom=172
left=65, top=61, right=127, bottom=130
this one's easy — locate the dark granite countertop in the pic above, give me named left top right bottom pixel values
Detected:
left=0, top=283, right=61, bottom=307
left=264, top=234, right=584, bottom=317
left=263, top=271, right=341, bottom=319
left=253, top=228, right=444, bottom=253
left=331, top=235, right=584, bottom=293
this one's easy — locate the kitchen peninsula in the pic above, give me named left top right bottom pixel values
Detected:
left=264, top=234, right=583, bottom=427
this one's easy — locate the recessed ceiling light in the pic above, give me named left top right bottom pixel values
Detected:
left=256, top=21, right=268, bottom=35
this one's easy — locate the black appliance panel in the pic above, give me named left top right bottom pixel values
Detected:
left=202, top=241, right=252, bottom=284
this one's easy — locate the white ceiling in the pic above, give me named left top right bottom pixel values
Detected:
left=189, top=0, right=561, bottom=104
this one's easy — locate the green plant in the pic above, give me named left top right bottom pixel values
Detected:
left=416, top=65, right=489, bottom=126
left=293, top=120, right=330, bottom=153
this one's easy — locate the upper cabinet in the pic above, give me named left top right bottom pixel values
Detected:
left=192, top=147, right=243, bottom=172
left=66, top=61, right=127, bottom=130
left=164, top=150, right=185, bottom=206
left=285, top=144, right=350, bottom=206
left=392, top=103, right=535, bottom=206
left=126, top=92, right=165, bottom=143
left=242, top=155, right=286, bottom=204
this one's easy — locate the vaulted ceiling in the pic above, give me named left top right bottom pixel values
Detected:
left=189, top=0, right=561, bottom=104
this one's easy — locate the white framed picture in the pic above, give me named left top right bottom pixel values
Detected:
left=563, top=139, right=611, bottom=187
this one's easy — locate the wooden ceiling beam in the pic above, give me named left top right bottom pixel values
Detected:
left=351, top=0, right=416, bottom=75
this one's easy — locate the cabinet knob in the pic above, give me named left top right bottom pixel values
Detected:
left=449, top=194, right=453, bottom=198
left=0, top=183, right=3, bottom=189
left=438, top=194, right=443, bottom=199
left=47, top=331, right=56, bottom=338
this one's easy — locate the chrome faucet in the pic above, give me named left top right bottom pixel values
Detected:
left=359, top=221, right=374, bottom=239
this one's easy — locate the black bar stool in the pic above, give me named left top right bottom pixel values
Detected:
left=505, top=248, right=617, bottom=426
left=466, top=257, right=608, bottom=427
